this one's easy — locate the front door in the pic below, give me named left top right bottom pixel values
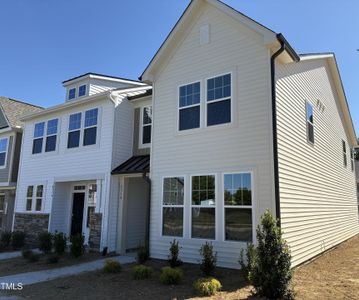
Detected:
left=71, top=193, right=85, bottom=236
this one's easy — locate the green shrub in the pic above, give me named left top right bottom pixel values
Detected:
left=168, top=239, right=182, bottom=268
left=137, top=244, right=149, bottom=264
left=238, top=243, right=256, bottom=282
left=38, top=232, right=53, bottom=254
left=103, top=259, right=122, bottom=273
left=70, top=234, right=84, bottom=258
left=29, top=253, right=40, bottom=262
left=159, top=266, right=183, bottom=285
left=199, top=242, right=217, bottom=276
left=249, top=210, right=295, bottom=300
left=11, top=231, right=26, bottom=250
left=194, top=277, right=222, bottom=296
left=1, top=231, right=12, bottom=248
left=53, top=232, right=67, bottom=255
left=21, top=249, right=33, bottom=260
left=132, top=265, right=153, bottom=280
left=47, top=254, right=60, bottom=264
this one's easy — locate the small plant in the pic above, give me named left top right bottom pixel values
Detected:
left=238, top=243, right=256, bottom=282
left=137, top=244, right=149, bottom=264
left=47, top=254, right=60, bottom=264
left=159, top=266, right=183, bottom=285
left=38, top=231, right=53, bottom=254
left=168, top=239, right=182, bottom=268
left=70, top=234, right=84, bottom=258
left=103, top=259, right=122, bottom=273
left=194, top=277, right=222, bottom=296
left=29, top=253, right=40, bottom=262
left=1, top=231, right=12, bottom=248
left=199, top=242, right=217, bottom=276
left=53, top=232, right=67, bottom=255
left=132, top=265, right=153, bottom=280
left=22, top=249, right=33, bottom=260
left=11, top=231, right=26, bottom=250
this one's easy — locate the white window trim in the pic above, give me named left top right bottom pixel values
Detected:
left=222, top=171, right=255, bottom=244
left=0, top=137, right=9, bottom=169
left=139, top=105, right=152, bottom=149
left=25, top=184, right=45, bottom=212
left=306, top=101, right=314, bottom=145
left=161, top=175, right=185, bottom=238
left=189, top=173, right=217, bottom=240
left=32, top=118, right=60, bottom=155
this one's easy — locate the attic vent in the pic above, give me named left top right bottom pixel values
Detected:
left=200, top=24, right=210, bottom=45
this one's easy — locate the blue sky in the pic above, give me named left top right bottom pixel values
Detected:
left=0, top=0, right=358, bottom=133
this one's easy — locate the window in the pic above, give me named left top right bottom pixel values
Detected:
left=207, top=74, right=231, bottom=126
left=84, top=108, right=98, bottom=146
left=0, top=138, right=8, bottom=167
left=68, top=113, right=82, bottom=148
left=191, top=175, right=215, bottom=239
left=351, top=149, right=355, bottom=171
left=162, top=177, right=184, bottom=237
left=224, top=173, right=253, bottom=242
left=141, top=106, right=152, bottom=146
left=179, top=82, right=200, bottom=131
left=26, top=186, right=33, bottom=211
left=306, top=102, right=314, bottom=144
left=88, top=184, right=97, bottom=207
left=78, top=85, right=87, bottom=97
left=33, top=122, right=45, bottom=154
left=68, top=88, right=76, bottom=100
left=45, top=119, right=58, bottom=152
left=35, top=185, right=43, bottom=211
left=342, top=140, right=347, bottom=167
left=0, top=194, right=5, bottom=212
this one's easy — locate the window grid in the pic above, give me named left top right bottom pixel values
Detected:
left=45, top=119, right=58, bottom=153
left=26, top=186, right=33, bottom=211
left=68, top=88, right=76, bottom=100
left=78, top=85, right=87, bottom=97
left=178, top=82, right=201, bottom=131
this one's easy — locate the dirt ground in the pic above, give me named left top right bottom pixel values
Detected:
left=2, top=235, right=359, bottom=299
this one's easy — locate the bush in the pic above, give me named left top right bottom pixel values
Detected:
left=22, top=249, right=40, bottom=262
left=29, top=253, right=40, bottom=262
left=132, top=265, right=153, bottom=280
left=199, top=242, right=217, bottom=276
left=238, top=243, right=256, bottom=282
left=159, top=266, right=183, bottom=285
left=11, top=231, right=26, bottom=250
left=249, top=210, right=295, bottom=300
left=70, top=234, right=84, bottom=258
left=137, top=244, right=149, bottom=264
left=168, top=239, right=182, bottom=268
left=53, top=232, right=67, bottom=255
left=47, top=254, right=60, bottom=264
left=1, top=231, right=12, bottom=248
left=103, top=259, right=122, bottom=273
left=194, top=277, right=222, bottom=296
left=38, top=232, right=53, bottom=254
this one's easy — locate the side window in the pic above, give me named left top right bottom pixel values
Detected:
left=0, top=138, right=8, bottom=167
left=33, top=122, right=45, bottom=154
left=83, top=108, right=98, bottom=146
left=45, top=119, right=58, bottom=152
left=350, top=149, right=354, bottom=172
left=306, top=102, right=314, bottom=144
left=26, top=186, right=33, bottom=211
left=68, top=113, right=82, bottom=148
left=179, top=82, right=200, bottom=131
left=141, top=106, right=152, bottom=146
left=35, top=185, right=44, bottom=211
left=342, top=140, right=347, bottom=167
left=78, top=85, right=87, bottom=97
left=207, top=74, right=231, bottom=126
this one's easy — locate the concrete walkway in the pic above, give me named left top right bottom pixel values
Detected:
left=0, top=250, right=41, bottom=261
left=0, top=255, right=135, bottom=286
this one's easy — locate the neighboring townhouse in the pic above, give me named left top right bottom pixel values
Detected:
left=0, top=97, right=43, bottom=232
left=139, top=0, right=359, bottom=268
left=13, top=73, right=151, bottom=248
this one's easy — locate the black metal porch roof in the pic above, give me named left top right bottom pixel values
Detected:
left=111, top=155, right=150, bottom=175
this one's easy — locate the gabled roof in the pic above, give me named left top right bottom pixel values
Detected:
left=63, top=72, right=146, bottom=86
left=0, top=97, right=44, bottom=129
left=140, top=0, right=299, bottom=81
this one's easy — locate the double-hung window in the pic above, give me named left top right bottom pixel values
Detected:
left=45, top=119, right=58, bottom=152
left=0, top=138, right=8, bottom=167
left=33, top=120, right=58, bottom=154
left=68, top=88, right=76, bottom=100
left=68, top=113, right=82, bottom=148
left=26, top=185, right=44, bottom=211
left=342, top=140, right=347, bottom=167
left=141, top=106, right=152, bottom=146
left=179, top=82, right=200, bottom=131
left=162, top=177, right=184, bottom=237
left=33, top=122, right=45, bottom=154
left=306, top=102, right=314, bottom=144
left=78, top=85, right=87, bottom=97
left=191, top=175, right=215, bottom=239
left=224, top=173, right=253, bottom=242
left=84, top=108, right=98, bottom=146
left=207, top=74, right=231, bottom=126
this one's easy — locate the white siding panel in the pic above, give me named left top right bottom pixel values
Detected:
left=50, top=182, right=71, bottom=234
left=276, top=59, right=359, bottom=267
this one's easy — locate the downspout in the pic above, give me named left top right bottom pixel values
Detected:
left=142, top=172, right=151, bottom=252
left=270, top=37, right=286, bottom=226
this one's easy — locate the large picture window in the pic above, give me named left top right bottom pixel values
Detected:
left=191, top=175, right=215, bottom=239
left=0, top=138, right=8, bottom=167
left=306, top=101, right=314, bottom=144
left=162, top=177, right=184, bottom=237
left=179, top=82, right=200, bottom=131
left=224, top=173, right=253, bottom=242
left=207, top=74, right=231, bottom=126
left=141, top=106, right=152, bottom=146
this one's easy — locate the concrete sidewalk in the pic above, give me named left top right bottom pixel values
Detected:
left=0, top=255, right=135, bottom=286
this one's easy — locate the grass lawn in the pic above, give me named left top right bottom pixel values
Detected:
left=1, top=235, right=359, bottom=299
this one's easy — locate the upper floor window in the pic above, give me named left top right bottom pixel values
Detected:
left=33, top=119, right=58, bottom=154
left=140, top=106, right=152, bottom=146
left=179, top=82, right=200, bottom=131
left=0, top=138, right=8, bottom=167
left=78, top=85, right=87, bottom=97
left=207, top=74, right=231, bottom=126
left=342, top=140, right=347, bottom=167
left=68, top=113, right=82, bottom=148
left=45, top=119, right=58, bottom=152
left=33, top=122, right=45, bottom=154
left=84, top=108, right=98, bottom=146
left=306, top=101, right=314, bottom=144
left=68, top=88, right=76, bottom=100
